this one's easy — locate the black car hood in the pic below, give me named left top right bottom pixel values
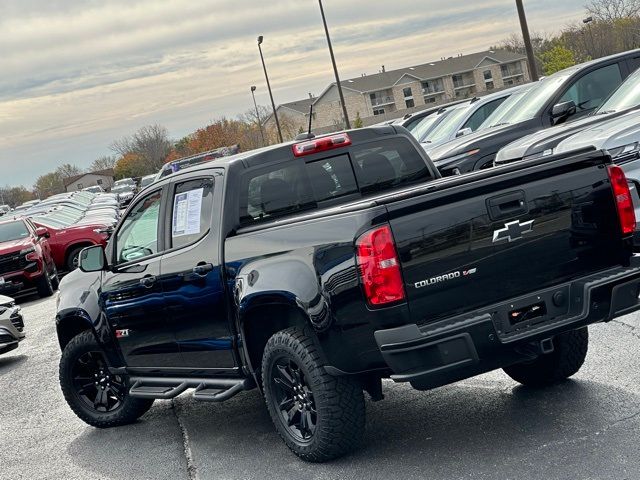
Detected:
left=426, top=123, right=517, bottom=162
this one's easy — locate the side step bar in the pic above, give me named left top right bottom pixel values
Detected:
left=128, top=376, right=255, bottom=402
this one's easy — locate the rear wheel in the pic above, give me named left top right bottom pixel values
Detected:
left=59, top=331, right=154, bottom=428
left=66, top=246, right=86, bottom=272
left=262, top=327, right=365, bottom=462
left=503, top=328, right=589, bottom=387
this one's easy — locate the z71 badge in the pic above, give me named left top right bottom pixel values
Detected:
left=414, top=268, right=477, bottom=289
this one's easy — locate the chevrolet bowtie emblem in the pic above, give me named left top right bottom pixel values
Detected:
left=492, top=220, right=534, bottom=243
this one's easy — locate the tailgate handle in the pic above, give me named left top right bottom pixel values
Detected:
left=487, top=191, right=528, bottom=221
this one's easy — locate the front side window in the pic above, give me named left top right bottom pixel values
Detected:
left=171, top=178, right=214, bottom=249
left=462, top=98, right=508, bottom=132
left=559, top=63, right=623, bottom=115
left=115, top=191, right=162, bottom=264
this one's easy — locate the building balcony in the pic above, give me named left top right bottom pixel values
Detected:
left=453, top=82, right=476, bottom=90
left=370, top=96, right=395, bottom=107
left=423, top=88, right=446, bottom=96
left=502, top=72, right=524, bottom=80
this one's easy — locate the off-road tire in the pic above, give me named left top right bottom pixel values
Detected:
left=36, top=271, right=54, bottom=298
left=262, top=327, right=366, bottom=462
left=503, top=327, right=589, bottom=386
left=59, top=331, right=154, bottom=428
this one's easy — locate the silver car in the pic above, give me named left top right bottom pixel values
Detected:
left=0, top=295, right=25, bottom=355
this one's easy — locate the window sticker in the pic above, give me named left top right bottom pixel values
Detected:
left=172, top=188, right=203, bottom=237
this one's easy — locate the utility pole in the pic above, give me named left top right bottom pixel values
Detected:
left=318, top=0, right=351, bottom=129
left=257, top=35, right=283, bottom=143
left=250, top=86, right=266, bottom=147
left=515, top=0, right=539, bottom=81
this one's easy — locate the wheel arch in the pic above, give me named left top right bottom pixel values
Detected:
left=239, top=300, right=327, bottom=381
left=64, top=241, right=97, bottom=268
left=56, top=310, right=94, bottom=350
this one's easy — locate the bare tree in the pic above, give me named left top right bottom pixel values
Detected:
left=586, top=0, right=640, bottom=21
left=111, top=124, right=171, bottom=172
left=89, top=155, right=117, bottom=172
left=55, top=163, right=83, bottom=179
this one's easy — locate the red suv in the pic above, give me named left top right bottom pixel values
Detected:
left=30, top=219, right=110, bottom=271
left=0, top=218, right=59, bottom=298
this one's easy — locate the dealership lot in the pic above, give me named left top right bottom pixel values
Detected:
left=1, top=293, right=640, bottom=480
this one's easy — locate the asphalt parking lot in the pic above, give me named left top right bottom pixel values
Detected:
left=2, top=293, right=640, bottom=480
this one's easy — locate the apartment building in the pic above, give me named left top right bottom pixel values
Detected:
left=265, top=49, right=529, bottom=137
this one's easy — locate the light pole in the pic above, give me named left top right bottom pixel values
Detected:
left=318, top=0, right=351, bottom=129
left=257, top=35, right=283, bottom=143
left=515, top=0, right=539, bottom=81
left=583, top=17, right=598, bottom=57
left=250, top=86, right=266, bottom=147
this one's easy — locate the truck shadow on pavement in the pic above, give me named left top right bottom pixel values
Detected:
left=0, top=354, right=27, bottom=374
left=65, top=377, right=640, bottom=480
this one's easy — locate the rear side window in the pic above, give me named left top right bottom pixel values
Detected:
left=241, top=163, right=315, bottom=224
left=559, top=63, right=623, bottom=115
left=352, top=138, right=432, bottom=195
left=307, top=155, right=359, bottom=202
left=239, top=138, right=433, bottom=225
left=171, top=178, right=214, bottom=249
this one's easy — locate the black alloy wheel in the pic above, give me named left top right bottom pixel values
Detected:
left=72, top=351, right=126, bottom=413
left=270, top=357, right=317, bottom=442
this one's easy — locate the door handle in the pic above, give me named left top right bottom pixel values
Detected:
left=139, top=275, right=156, bottom=288
left=192, top=263, right=214, bottom=276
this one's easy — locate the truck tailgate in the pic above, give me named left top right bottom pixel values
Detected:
left=385, top=151, right=628, bottom=326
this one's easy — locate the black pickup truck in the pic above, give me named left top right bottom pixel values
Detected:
left=56, top=126, right=640, bottom=462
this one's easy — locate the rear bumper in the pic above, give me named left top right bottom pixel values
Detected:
left=374, top=260, right=640, bottom=390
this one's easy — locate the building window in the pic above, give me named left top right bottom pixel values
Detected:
left=373, top=108, right=385, bottom=116
left=405, top=99, right=415, bottom=108
left=486, top=81, right=495, bottom=90
left=501, top=62, right=524, bottom=78
left=425, top=97, right=436, bottom=104
left=483, top=70, right=492, bottom=81
left=422, top=78, right=444, bottom=95
left=403, top=87, right=412, bottom=98
left=96, top=179, right=103, bottom=185
left=77, top=183, right=83, bottom=189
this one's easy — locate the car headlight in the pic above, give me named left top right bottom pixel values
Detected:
left=435, top=149, right=481, bottom=167
left=608, top=142, right=639, bottom=160
left=20, top=247, right=35, bottom=255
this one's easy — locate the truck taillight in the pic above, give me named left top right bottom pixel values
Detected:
left=292, top=133, right=351, bottom=157
left=608, top=165, right=636, bottom=236
left=356, top=225, right=406, bottom=306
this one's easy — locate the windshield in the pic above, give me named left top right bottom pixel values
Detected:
left=112, top=186, right=134, bottom=193
left=411, top=111, right=453, bottom=142
left=0, top=221, right=29, bottom=243
left=420, top=104, right=471, bottom=143
left=479, top=75, right=570, bottom=128
left=115, top=179, right=135, bottom=187
left=598, top=68, right=640, bottom=113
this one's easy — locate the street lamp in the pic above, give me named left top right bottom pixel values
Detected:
left=257, top=35, right=283, bottom=143
left=318, top=0, right=351, bottom=129
left=583, top=16, right=598, bottom=57
left=515, top=0, right=539, bottom=81
left=251, top=86, right=266, bottom=147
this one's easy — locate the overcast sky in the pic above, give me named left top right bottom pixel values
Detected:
left=0, top=0, right=587, bottom=187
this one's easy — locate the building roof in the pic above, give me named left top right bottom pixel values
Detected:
left=335, top=50, right=526, bottom=94
left=63, top=168, right=114, bottom=188
left=279, top=97, right=315, bottom=115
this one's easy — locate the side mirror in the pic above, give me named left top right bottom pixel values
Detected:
left=551, top=100, right=577, bottom=124
left=456, top=127, right=473, bottom=138
left=35, top=227, right=50, bottom=239
left=79, top=245, right=107, bottom=273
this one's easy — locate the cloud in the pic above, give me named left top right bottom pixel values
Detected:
left=0, top=0, right=587, bottom=186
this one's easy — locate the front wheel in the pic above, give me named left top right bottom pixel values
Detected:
left=262, top=327, right=365, bottom=462
left=36, top=271, right=54, bottom=298
left=59, top=331, right=154, bottom=428
left=503, top=327, right=589, bottom=387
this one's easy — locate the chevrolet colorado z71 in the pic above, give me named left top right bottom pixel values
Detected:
left=56, top=126, right=640, bottom=462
